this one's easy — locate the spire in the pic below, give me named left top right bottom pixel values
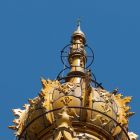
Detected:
left=72, top=19, right=86, bottom=44
left=67, top=20, right=87, bottom=83
left=77, top=18, right=81, bottom=31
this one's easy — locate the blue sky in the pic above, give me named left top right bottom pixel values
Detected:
left=0, top=0, right=140, bottom=139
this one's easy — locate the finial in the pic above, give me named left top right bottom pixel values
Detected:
left=72, top=18, right=86, bottom=43
left=77, top=18, right=81, bottom=30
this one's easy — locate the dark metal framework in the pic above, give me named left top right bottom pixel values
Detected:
left=57, top=44, right=103, bottom=88
left=60, top=44, right=94, bottom=69
left=18, top=44, right=130, bottom=140
left=18, top=107, right=130, bottom=140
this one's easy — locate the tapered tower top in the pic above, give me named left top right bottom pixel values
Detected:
left=71, top=19, right=86, bottom=44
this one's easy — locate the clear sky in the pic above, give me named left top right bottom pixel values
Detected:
left=0, top=0, right=139, bottom=139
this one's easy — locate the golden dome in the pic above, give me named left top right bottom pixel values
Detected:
left=72, top=24, right=85, bottom=38
left=9, top=23, right=138, bottom=140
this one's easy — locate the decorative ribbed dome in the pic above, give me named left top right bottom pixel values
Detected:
left=9, top=22, right=138, bottom=140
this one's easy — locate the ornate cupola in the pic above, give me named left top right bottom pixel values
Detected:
left=9, top=21, right=138, bottom=140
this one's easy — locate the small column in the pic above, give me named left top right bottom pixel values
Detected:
left=67, top=21, right=87, bottom=84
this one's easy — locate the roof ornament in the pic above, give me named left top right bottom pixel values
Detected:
left=77, top=18, right=81, bottom=31
left=72, top=18, right=86, bottom=42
